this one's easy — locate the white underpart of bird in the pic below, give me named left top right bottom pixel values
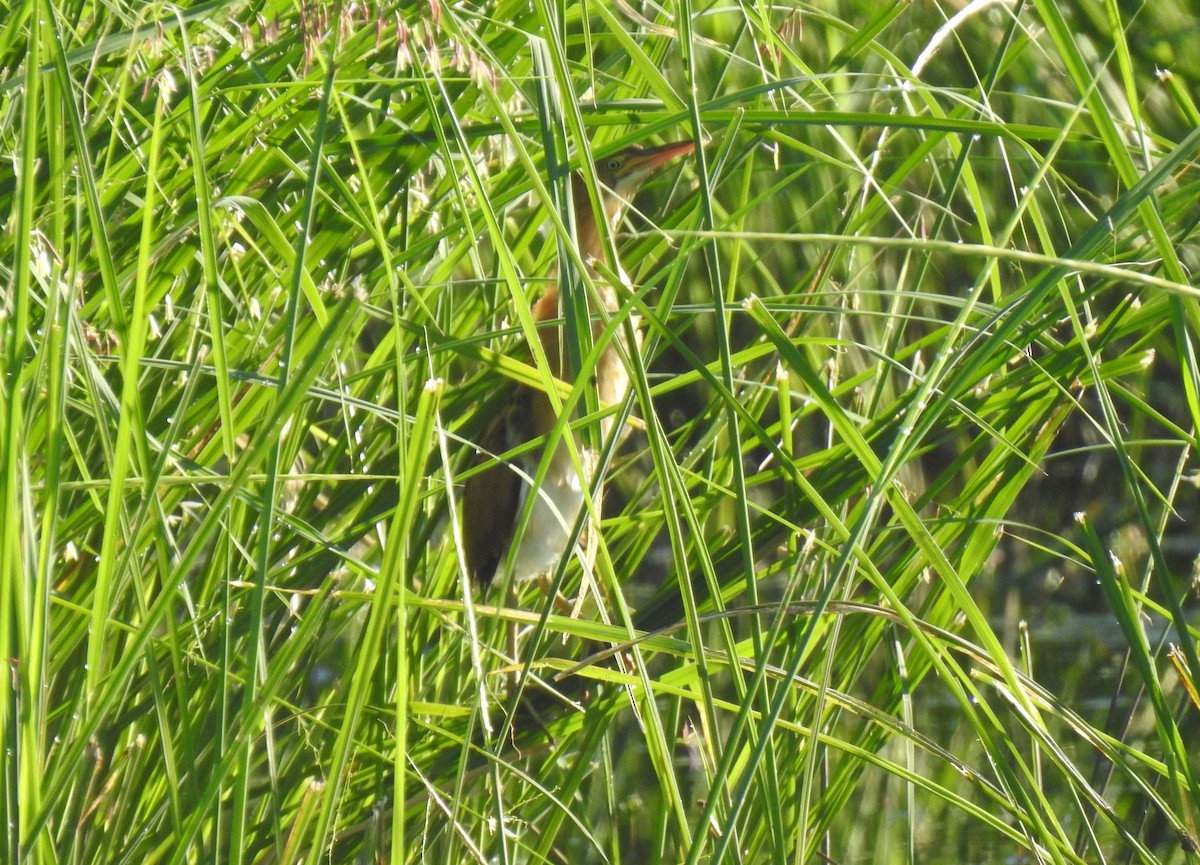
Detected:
left=504, top=432, right=595, bottom=586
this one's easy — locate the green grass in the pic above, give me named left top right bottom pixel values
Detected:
left=3, top=0, right=1200, bottom=862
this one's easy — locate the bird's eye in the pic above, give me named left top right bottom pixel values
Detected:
left=606, top=158, right=621, bottom=170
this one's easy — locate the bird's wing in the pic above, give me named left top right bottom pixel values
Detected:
left=462, top=392, right=526, bottom=586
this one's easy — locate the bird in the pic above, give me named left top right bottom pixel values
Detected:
left=462, top=139, right=695, bottom=593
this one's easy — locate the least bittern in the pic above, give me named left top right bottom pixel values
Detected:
left=463, top=139, right=695, bottom=591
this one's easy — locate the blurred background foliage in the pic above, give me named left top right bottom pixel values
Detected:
left=2, top=0, right=1199, bottom=863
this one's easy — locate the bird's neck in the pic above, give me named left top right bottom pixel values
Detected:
left=570, top=173, right=625, bottom=271
left=529, top=176, right=626, bottom=378
left=534, top=273, right=620, bottom=325
left=536, top=175, right=624, bottom=323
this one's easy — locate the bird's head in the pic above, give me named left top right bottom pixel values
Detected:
left=596, top=140, right=697, bottom=201
left=571, top=139, right=696, bottom=256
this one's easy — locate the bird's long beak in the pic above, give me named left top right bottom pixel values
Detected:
left=623, top=140, right=697, bottom=174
